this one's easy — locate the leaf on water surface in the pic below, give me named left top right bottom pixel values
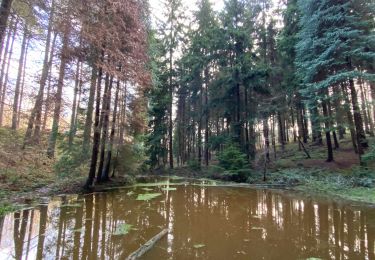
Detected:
left=136, top=193, right=162, bottom=201
left=162, top=187, right=177, bottom=191
left=60, top=203, right=82, bottom=208
left=193, top=244, right=206, bottom=249
left=112, top=223, right=133, bottom=236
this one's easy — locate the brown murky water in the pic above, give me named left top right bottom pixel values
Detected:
left=1, top=178, right=375, bottom=260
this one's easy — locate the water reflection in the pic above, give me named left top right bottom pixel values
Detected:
left=0, top=182, right=374, bottom=259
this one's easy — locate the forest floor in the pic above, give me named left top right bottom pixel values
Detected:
left=0, top=127, right=134, bottom=216
left=0, top=127, right=374, bottom=216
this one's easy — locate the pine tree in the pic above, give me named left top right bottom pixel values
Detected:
left=296, top=0, right=375, bottom=161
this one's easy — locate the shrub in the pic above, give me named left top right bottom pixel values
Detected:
left=187, top=159, right=201, bottom=171
left=116, top=142, right=146, bottom=176
left=218, top=145, right=248, bottom=171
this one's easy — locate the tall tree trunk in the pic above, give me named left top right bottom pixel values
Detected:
left=333, top=85, right=345, bottom=139
left=84, top=55, right=104, bottom=188
left=359, top=78, right=374, bottom=136
left=68, top=59, right=81, bottom=147
left=359, top=78, right=371, bottom=135
left=118, top=83, right=126, bottom=144
left=168, top=62, right=173, bottom=169
left=310, top=106, right=323, bottom=145
left=102, top=79, right=120, bottom=181
left=277, top=111, right=285, bottom=151
left=348, top=79, right=368, bottom=156
left=0, top=0, right=13, bottom=54
left=371, top=82, right=375, bottom=128
left=0, top=15, right=14, bottom=107
left=204, top=68, right=209, bottom=167
left=341, top=83, right=358, bottom=153
left=321, top=100, right=334, bottom=162
left=46, top=26, right=69, bottom=158
left=42, top=32, right=57, bottom=132
left=263, top=118, right=270, bottom=162
left=24, top=0, right=55, bottom=146
left=0, top=18, right=16, bottom=126
left=97, top=74, right=112, bottom=183
left=84, top=62, right=104, bottom=189
left=197, top=85, right=202, bottom=166
left=11, top=25, right=28, bottom=130
left=82, top=66, right=97, bottom=155
left=17, top=38, right=29, bottom=127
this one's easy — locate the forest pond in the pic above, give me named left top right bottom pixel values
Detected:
left=0, top=177, right=374, bottom=259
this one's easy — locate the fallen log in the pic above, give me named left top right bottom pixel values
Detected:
left=126, top=229, right=168, bottom=260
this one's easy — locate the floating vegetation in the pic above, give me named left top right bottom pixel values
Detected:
left=113, top=223, right=133, bottom=236
left=134, top=181, right=170, bottom=187
left=136, top=193, right=162, bottom=201
left=193, top=244, right=206, bottom=249
left=162, top=187, right=177, bottom=191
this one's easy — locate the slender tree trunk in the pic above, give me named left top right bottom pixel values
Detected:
left=119, top=83, right=127, bottom=144
left=31, top=0, right=55, bottom=144
left=46, top=26, right=70, bottom=158
left=371, top=82, right=375, bottom=128
left=168, top=62, right=173, bottom=169
left=85, top=62, right=103, bottom=189
left=102, top=79, right=120, bottom=181
left=341, top=83, right=358, bottom=153
left=24, top=1, right=55, bottom=146
left=333, top=85, right=345, bottom=139
left=204, top=68, right=209, bottom=167
left=348, top=79, right=368, bottom=156
left=68, top=59, right=81, bottom=147
left=82, top=66, right=97, bottom=155
left=11, top=25, right=28, bottom=130
left=359, top=78, right=374, bottom=136
left=359, top=78, right=371, bottom=135
left=17, top=38, right=29, bottom=127
left=263, top=117, right=270, bottom=161
left=0, top=0, right=13, bottom=54
left=327, top=91, right=339, bottom=149
left=97, top=75, right=112, bottom=183
left=0, top=15, right=14, bottom=106
left=277, top=111, right=285, bottom=151
left=0, top=18, right=16, bottom=126
left=310, top=106, right=323, bottom=145
left=321, top=100, right=334, bottom=162
left=42, top=33, right=57, bottom=131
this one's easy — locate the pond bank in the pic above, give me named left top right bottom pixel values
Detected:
left=1, top=166, right=374, bottom=217
left=161, top=166, right=375, bottom=206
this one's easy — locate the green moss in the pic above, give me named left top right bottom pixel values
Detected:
left=0, top=203, right=16, bottom=217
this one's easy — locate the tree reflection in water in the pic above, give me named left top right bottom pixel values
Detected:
left=0, top=183, right=374, bottom=259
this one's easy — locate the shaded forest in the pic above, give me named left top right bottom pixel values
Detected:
left=0, top=0, right=374, bottom=194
